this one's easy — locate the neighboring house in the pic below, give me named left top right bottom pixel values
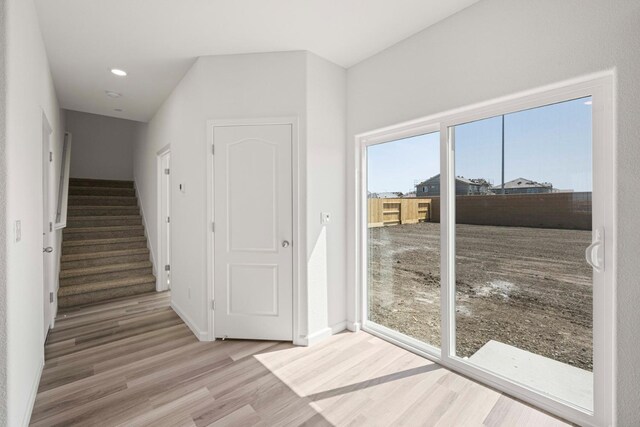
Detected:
left=416, top=174, right=491, bottom=196
left=491, top=177, right=554, bottom=194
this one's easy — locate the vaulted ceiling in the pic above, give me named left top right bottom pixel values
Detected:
left=35, top=0, right=478, bottom=122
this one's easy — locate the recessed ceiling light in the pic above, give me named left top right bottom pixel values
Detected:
left=114, top=108, right=123, bottom=112
left=105, top=90, right=122, bottom=98
left=110, top=68, right=127, bottom=77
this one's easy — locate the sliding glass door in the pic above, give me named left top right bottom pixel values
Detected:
left=366, top=130, right=441, bottom=352
left=451, top=97, right=594, bottom=411
left=360, top=76, right=614, bottom=426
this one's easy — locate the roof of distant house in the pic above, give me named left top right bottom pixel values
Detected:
left=417, top=174, right=491, bottom=186
left=491, top=177, right=552, bottom=190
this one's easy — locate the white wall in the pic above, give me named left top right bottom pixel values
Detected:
left=134, top=51, right=347, bottom=343
left=306, top=53, right=347, bottom=335
left=0, top=0, right=8, bottom=423
left=134, top=52, right=305, bottom=338
left=346, top=0, right=640, bottom=424
left=4, top=0, right=65, bottom=425
left=66, top=109, right=144, bottom=181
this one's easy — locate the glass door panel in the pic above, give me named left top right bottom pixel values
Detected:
left=366, top=132, right=440, bottom=348
left=452, top=96, right=593, bottom=410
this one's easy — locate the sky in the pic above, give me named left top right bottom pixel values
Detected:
left=367, top=96, right=592, bottom=194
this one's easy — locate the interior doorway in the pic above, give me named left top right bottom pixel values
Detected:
left=158, top=148, right=171, bottom=291
left=41, top=113, right=54, bottom=341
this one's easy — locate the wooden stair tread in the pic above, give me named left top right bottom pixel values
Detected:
left=64, top=225, right=144, bottom=233
left=61, top=248, right=149, bottom=262
left=69, top=185, right=135, bottom=191
left=60, top=261, right=152, bottom=279
left=58, top=275, right=156, bottom=297
left=68, top=215, right=141, bottom=221
left=67, top=207, right=140, bottom=217
left=62, top=236, right=146, bottom=247
left=69, top=205, right=139, bottom=209
left=69, top=178, right=134, bottom=188
left=69, top=195, right=136, bottom=199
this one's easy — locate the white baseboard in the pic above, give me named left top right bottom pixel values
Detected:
left=304, top=327, right=333, bottom=346
left=292, top=336, right=306, bottom=346
left=347, top=321, right=361, bottom=332
left=170, top=300, right=209, bottom=341
left=22, top=357, right=44, bottom=427
left=296, top=321, right=351, bottom=346
left=331, top=320, right=348, bottom=334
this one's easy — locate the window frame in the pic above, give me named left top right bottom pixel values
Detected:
left=356, top=73, right=615, bottom=427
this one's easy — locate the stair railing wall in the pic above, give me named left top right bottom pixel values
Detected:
left=55, top=132, right=72, bottom=229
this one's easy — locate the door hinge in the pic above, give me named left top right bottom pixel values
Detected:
left=165, top=264, right=171, bottom=271
left=212, top=221, right=215, bottom=232
left=167, top=216, right=170, bottom=223
left=164, top=168, right=170, bottom=175
left=212, top=145, right=215, bottom=155
left=212, top=299, right=216, bottom=310
left=49, top=152, right=53, bottom=162
left=49, top=292, right=54, bottom=303
left=49, top=222, right=53, bottom=232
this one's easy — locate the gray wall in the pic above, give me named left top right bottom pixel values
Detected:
left=347, top=0, right=640, bottom=424
left=66, top=109, right=145, bottom=181
left=429, top=193, right=592, bottom=230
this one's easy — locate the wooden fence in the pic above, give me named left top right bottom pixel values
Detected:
left=367, top=192, right=592, bottom=230
left=368, top=198, right=431, bottom=228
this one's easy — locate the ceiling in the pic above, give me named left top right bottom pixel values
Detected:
left=35, top=0, right=478, bottom=122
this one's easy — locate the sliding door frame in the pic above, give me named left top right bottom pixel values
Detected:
left=356, top=72, right=615, bottom=427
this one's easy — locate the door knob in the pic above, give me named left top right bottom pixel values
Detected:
left=43, top=247, right=53, bottom=253
left=282, top=240, right=290, bottom=248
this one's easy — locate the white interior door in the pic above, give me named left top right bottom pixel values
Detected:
left=42, top=116, right=53, bottom=341
left=160, top=151, right=171, bottom=290
left=213, top=124, right=293, bottom=341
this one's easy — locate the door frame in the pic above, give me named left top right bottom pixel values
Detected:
left=41, top=111, right=54, bottom=341
left=156, top=144, right=171, bottom=291
left=205, top=117, right=302, bottom=344
left=355, top=72, right=615, bottom=427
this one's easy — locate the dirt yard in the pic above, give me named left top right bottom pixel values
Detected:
left=368, top=222, right=593, bottom=371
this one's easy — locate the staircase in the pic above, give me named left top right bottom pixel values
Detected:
left=58, top=178, right=156, bottom=308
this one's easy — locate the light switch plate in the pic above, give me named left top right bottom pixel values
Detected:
left=321, top=212, right=331, bottom=224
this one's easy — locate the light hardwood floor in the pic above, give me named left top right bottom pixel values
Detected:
left=31, top=292, right=572, bottom=426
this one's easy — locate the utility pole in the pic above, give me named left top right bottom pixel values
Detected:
left=501, top=115, right=505, bottom=194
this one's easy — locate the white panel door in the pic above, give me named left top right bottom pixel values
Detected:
left=42, top=117, right=53, bottom=341
left=160, top=151, right=171, bottom=290
left=214, top=124, right=293, bottom=341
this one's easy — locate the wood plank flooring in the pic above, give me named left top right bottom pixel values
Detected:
left=32, top=292, right=572, bottom=426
